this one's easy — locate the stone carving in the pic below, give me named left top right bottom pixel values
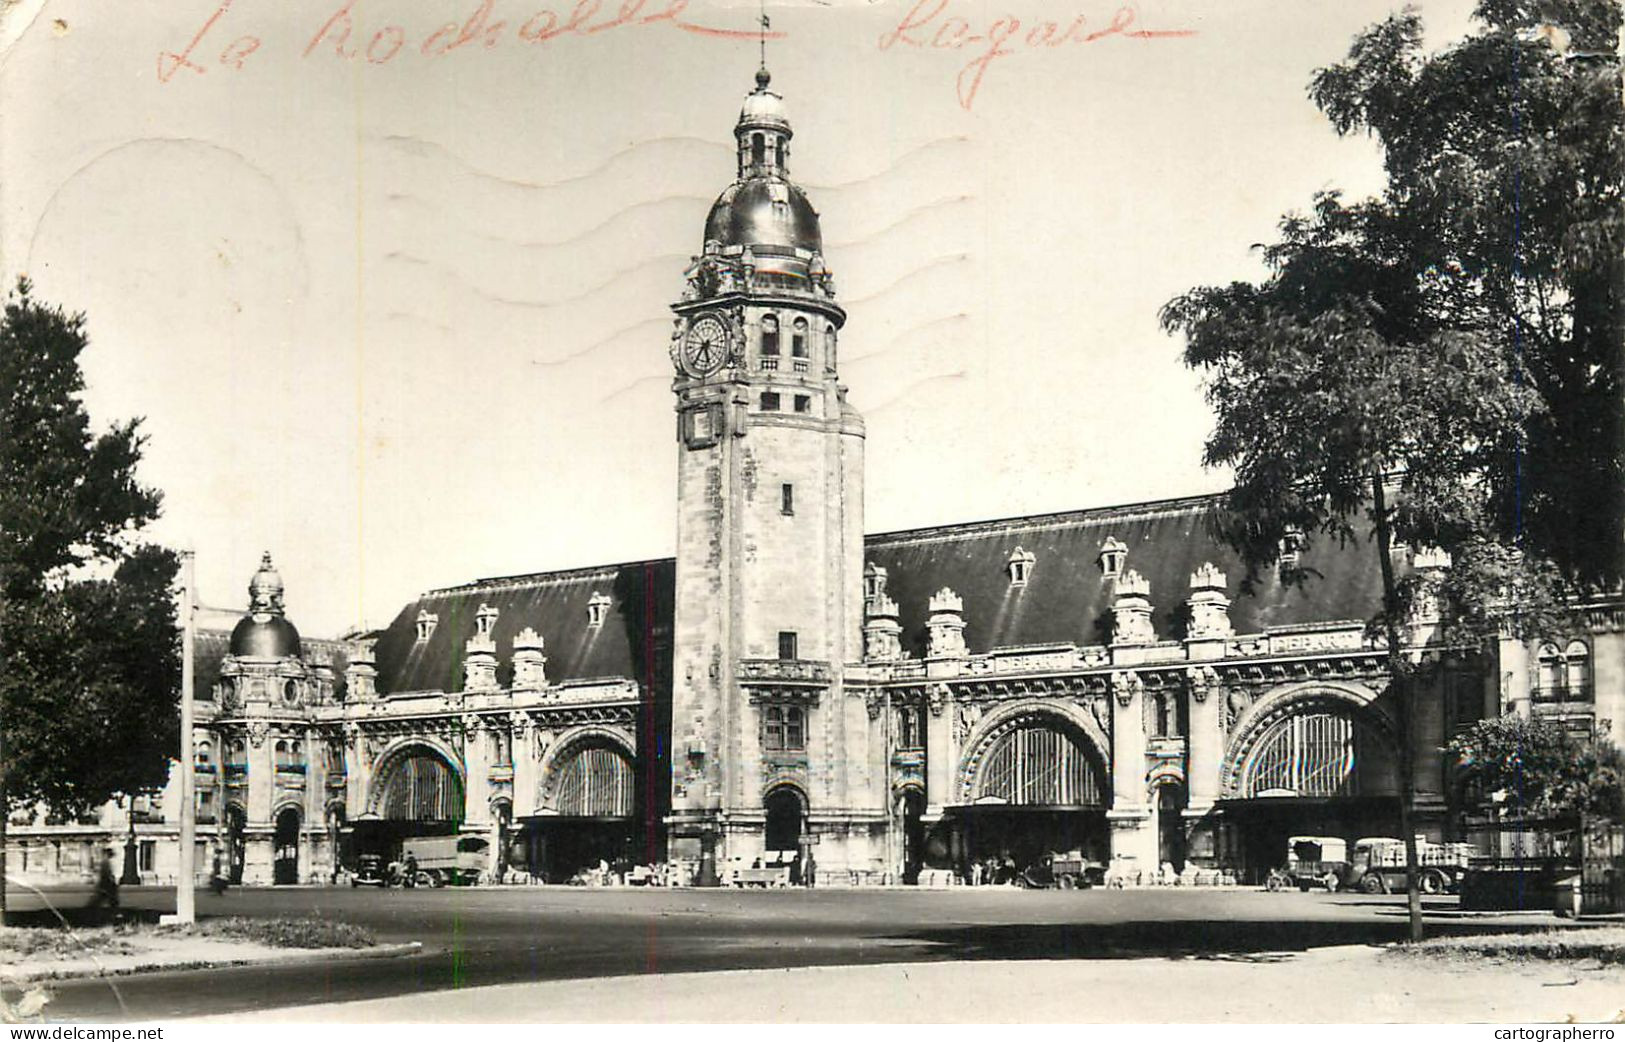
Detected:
left=863, top=591, right=902, bottom=662
left=1111, top=671, right=1143, bottom=707
left=1111, top=571, right=1154, bottom=645
left=512, top=627, right=549, bottom=690
left=927, top=683, right=948, bottom=717
left=953, top=702, right=982, bottom=745
left=864, top=690, right=883, bottom=720
left=1186, top=563, right=1233, bottom=639
left=1090, top=696, right=1110, bottom=732
left=927, top=588, right=967, bottom=658
left=1223, top=687, right=1252, bottom=733
left=246, top=721, right=269, bottom=748
left=1188, top=664, right=1220, bottom=703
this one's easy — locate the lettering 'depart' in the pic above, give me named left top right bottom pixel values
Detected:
left=878, top=0, right=1196, bottom=110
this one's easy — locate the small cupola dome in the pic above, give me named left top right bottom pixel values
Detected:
left=230, top=552, right=301, bottom=657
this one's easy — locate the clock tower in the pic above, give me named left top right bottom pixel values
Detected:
left=667, top=68, right=869, bottom=882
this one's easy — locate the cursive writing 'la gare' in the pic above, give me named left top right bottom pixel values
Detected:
left=878, top=0, right=1196, bottom=110
left=157, top=0, right=783, bottom=82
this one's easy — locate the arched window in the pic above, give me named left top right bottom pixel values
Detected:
left=977, top=723, right=1105, bottom=806
left=751, top=133, right=764, bottom=167
left=282, top=679, right=298, bottom=704
left=1536, top=643, right=1563, bottom=700
left=196, top=741, right=212, bottom=767
left=552, top=744, right=633, bottom=817
left=1565, top=640, right=1591, bottom=700
left=760, top=314, right=779, bottom=356
left=791, top=317, right=809, bottom=358
left=824, top=325, right=837, bottom=367
left=274, top=740, right=289, bottom=769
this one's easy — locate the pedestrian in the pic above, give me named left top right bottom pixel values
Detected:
left=89, top=847, right=120, bottom=913
left=208, top=848, right=229, bottom=896
left=403, top=851, right=419, bottom=887
left=803, top=847, right=816, bottom=889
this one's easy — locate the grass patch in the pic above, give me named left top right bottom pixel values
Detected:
left=164, top=917, right=376, bottom=949
left=1394, top=927, right=1625, bottom=966
left=0, top=925, right=138, bottom=959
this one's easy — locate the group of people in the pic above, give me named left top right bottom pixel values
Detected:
left=965, top=854, right=1021, bottom=887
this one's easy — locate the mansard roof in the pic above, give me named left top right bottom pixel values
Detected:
left=373, top=558, right=673, bottom=695
left=367, top=492, right=1385, bottom=695
left=863, top=493, right=1383, bottom=658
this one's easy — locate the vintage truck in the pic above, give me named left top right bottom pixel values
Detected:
left=400, top=835, right=490, bottom=887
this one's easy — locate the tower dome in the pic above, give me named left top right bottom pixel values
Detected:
left=230, top=552, right=301, bottom=657
left=702, top=68, right=824, bottom=262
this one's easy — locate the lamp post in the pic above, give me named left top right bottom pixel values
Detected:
left=120, top=795, right=140, bottom=885
left=162, top=549, right=197, bottom=925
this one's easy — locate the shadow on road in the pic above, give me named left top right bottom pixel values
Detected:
left=883, top=914, right=1563, bottom=962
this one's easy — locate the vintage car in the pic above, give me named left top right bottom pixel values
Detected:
left=352, top=853, right=388, bottom=887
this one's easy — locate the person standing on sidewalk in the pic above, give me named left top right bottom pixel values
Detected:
left=88, top=848, right=120, bottom=913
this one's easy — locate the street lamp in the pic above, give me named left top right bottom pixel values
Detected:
left=160, top=549, right=196, bottom=925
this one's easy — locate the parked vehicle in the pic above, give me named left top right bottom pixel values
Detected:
left=1348, top=837, right=1472, bottom=895
left=1023, top=851, right=1105, bottom=889
left=399, top=836, right=489, bottom=887
left=1266, top=836, right=1348, bottom=892
left=352, top=853, right=388, bottom=887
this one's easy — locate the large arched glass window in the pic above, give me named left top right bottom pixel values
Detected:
left=791, top=317, right=809, bottom=358
left=760, top=314, right=779, bottom=356
left=977, top=723, right=1105, bottom=806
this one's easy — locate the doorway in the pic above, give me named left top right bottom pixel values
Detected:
left=273, top=806, right=301, bottom=885
left=1156, top=781, right=1188, bottom=873
left=764, top=787, right=805, bottom=854
left=226, top=804, right=247, bottom=884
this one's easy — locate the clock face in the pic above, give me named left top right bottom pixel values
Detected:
left=683, top=315, right=729, bottom=376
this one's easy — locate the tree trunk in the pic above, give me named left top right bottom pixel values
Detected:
left=1372, top=472, right=1424, bottom=942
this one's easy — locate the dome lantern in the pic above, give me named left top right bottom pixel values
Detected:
left=231, top=551, right=302, bottom=658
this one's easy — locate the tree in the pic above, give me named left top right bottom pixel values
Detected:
left=1450, top=715, right=1625, bottom=823
left=0, top=278, right=179, bottom=916
left=1163, top=200, right=1543, bottom=942
left=1309, top=0, right=1624, bottom=586
left=1157, top=0, right=1622, bottom=937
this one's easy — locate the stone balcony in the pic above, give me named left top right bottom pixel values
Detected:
left=737, top=659, right=831, bottom=686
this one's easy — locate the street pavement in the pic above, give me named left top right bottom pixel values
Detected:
left=5, top=883, right=1577, bottom=1021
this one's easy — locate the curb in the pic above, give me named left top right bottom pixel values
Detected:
left=0, top=941, right=424, bottom=986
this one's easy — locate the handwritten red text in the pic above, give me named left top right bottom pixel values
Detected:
left=878, top=0, right=1195, bottom=110
left=159, top=0, right=783, bottom=81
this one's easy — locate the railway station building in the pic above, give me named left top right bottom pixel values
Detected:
left=9, top=69, right=1621, bottom=888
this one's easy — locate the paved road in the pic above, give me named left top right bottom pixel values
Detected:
left=8, top=884, right=1537, bottom=1021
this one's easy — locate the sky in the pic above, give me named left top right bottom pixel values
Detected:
left=0, top=0, right=1480, bottom=638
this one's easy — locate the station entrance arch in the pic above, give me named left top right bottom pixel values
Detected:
left=521, top=736, right=636, bottom=882
left=949, top=706, right=1110, bottom=882
left=1216, top=687, right=1400, bottom=883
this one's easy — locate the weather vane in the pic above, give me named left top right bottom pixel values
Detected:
left=758, top=0, right=770, bottom=73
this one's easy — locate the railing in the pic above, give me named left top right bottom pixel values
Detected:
left=1533, top=684, right=1594, bottom=704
